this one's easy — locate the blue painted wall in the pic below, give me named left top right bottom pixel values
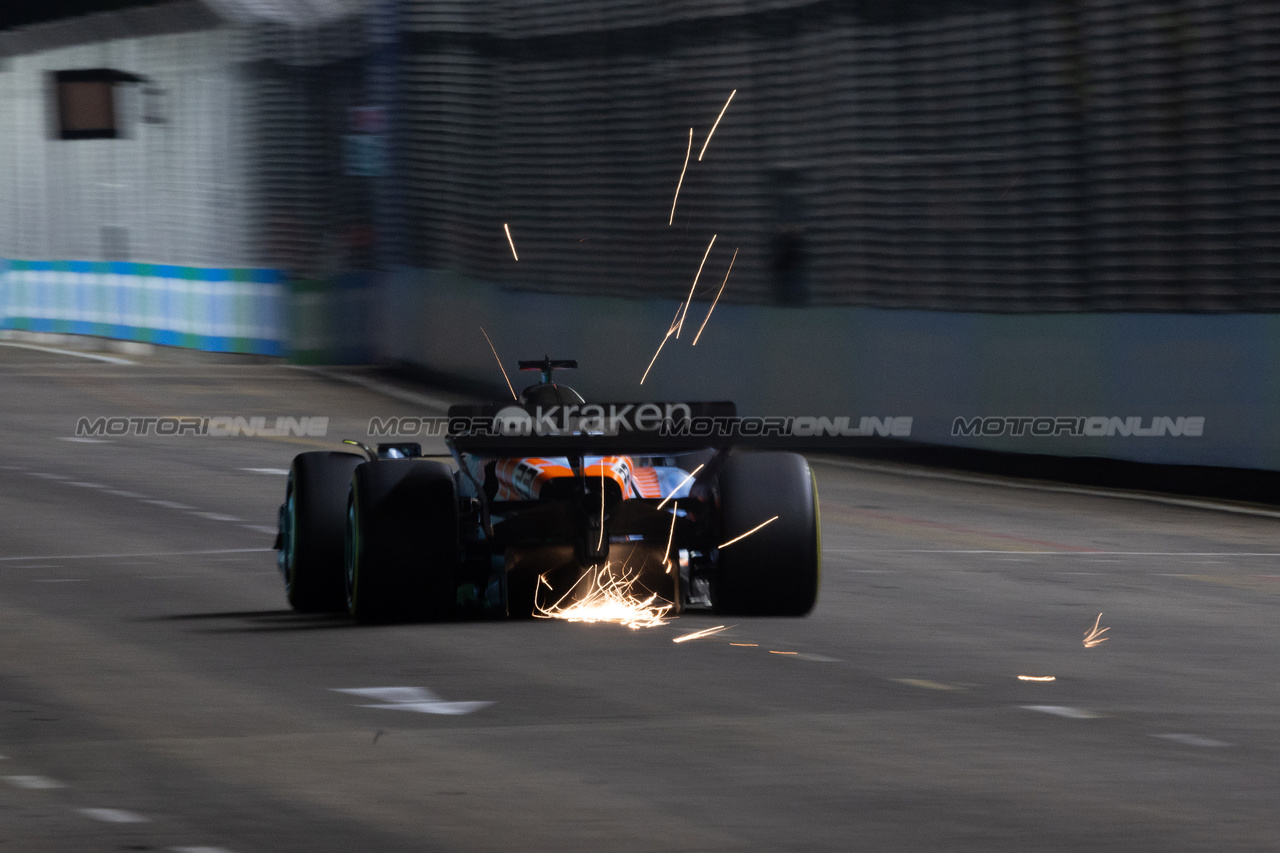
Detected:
left=1, top=259, right=287, bottom=356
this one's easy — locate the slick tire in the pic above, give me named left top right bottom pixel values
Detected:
left=281, top=451, right=365, bottom=612
left=714, top=451, right=821, bottom=616
left=345, top=460, right=459, bottom=623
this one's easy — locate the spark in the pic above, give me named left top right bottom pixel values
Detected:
left=503, top=223, right=519, bottom=260
left=534, top=563, right=672, bottom=629
left=479, top=327, right=517, bottom=401
left=655, top=464, right=704, bottom=510
left=1083, top=612, right=1110, bottom=648
left=769, top=650, right=797, bottom=655
left=673, top=624, right=730, bottom=643
left=692, top=248, right=737, bottom=346
left=718, top=515, right=779, bottom=549
left=729, top=643, right=758, bottom=647
left=1018, top=675, right=1057, bottom=682
left=662, top=501, right=678, bottom=570
left=640, top=302, right=684, bottom=385
left=598, top=465, right=606, bottom=552
left=669, top=128, right=693, bottom=226
left=676, top=234, right=716, bottom=338
left=698, top=89, right=737, bottom=161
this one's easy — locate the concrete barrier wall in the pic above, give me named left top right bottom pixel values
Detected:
left=0, top=259, right=286, bottom=356
left=382, top=267, right=1280, bottom=472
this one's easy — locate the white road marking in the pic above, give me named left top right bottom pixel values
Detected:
left=0, top=340, right=135, bottom=364
left=78, top=808, right=150, bottom=823
left=0, top=548, right=273, bottom=562
left=4, top=775, right=65, bottom=789
left=361, top=701, right=493, bottom=715
left=813, top=456, right=1280, bottom=520
left=824, top=549, right=1280, bottom=556
left=894, top=678, right=963, bottom=691
left=1021, top=705, right=1103, bottom=719
left=333, top=686, right=492, bottom=716
left=192, top=512, right=241, bottom=522
left=143, top=499, right=196, bottom=510
left=57, top=437, right=113, bottom=443
left=242, top=525, right=278, bottom=535
left=240, top=468, right=289, bottom=475
left=1150, top=733, right=1231, bottom=748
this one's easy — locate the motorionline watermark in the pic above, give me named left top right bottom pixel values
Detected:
left=952, top=416, right=1204, bottom=438
left=76, top=416, right=329, bottom=438
left=370, top=407, right=914, bottom=438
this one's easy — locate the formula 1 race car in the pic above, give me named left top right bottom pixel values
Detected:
left=275, top=359, right=820, bottom=621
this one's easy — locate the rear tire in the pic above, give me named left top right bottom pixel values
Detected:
left=345, top=460, right=459, bottom=623
left=714, top=451, right=821, bottom=616
left=281, top=451, right=364, bottom=612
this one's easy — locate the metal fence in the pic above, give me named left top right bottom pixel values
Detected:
left=4, top=0, right=1279, bottom=315
left=398, top=0, right=1280, bottom=311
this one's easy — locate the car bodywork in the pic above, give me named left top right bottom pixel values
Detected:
left=276, top=359, right=820, bottom=620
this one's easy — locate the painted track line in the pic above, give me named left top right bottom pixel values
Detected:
left=78, top=807, right=149, bottom=823
left=144, top=499, right=196, bottom=510
left=0, top=548, right=273, bottom=562
left=4, top=774, right=65, bottom=789
left=242, top=524, right=278, bottom=535
left=18, top=468, right=260, bottom=530
left=192, top=512, right=241, bottom=522
left=1021, top=705, right=1103, bottom=719
left=824, top=549, right=1280, bottom=556
left=0, top=340, right=135, bottom=364
left=1150, top=733, right=1231, bottom=748
left=813, top=456, right=1280, bottom=520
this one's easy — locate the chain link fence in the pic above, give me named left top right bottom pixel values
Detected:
left=398, top=0, right=1280, bottom=311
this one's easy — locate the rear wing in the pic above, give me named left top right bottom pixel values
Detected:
left=444, top=401, right=914, bottom=454
left=447, top=401, right=735, bottom=454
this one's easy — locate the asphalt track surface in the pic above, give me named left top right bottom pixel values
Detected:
left=2, top=343, right=1279, bottom=853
